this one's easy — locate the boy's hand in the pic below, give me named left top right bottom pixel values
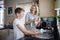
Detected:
left=32, top=30, right=40, bottom=35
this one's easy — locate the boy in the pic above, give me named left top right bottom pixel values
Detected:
left=13, top=8, right=40, bottom=40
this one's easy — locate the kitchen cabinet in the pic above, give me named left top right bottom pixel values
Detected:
left=39, top=0, right=55, bottom=17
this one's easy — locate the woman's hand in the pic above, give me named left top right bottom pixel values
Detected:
left=37, top=21, right=42, bottom=27
left=25, top=19, right=35, bottom=25
left=25, top=16, right=39, bottom=25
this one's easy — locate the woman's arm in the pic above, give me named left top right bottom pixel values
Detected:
left=37, top=21, right=42, bottom=27
left=25, top=14, right=35, bottom=25
left=25, top=19, right=35, bottom=25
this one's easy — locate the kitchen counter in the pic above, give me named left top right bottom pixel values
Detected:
left=34, top=29, right=54, bottom=39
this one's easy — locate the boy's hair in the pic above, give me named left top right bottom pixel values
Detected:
left=15, top=7, right=24, bottom=14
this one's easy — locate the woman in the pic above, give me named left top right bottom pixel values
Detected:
left=25, top=5, right=41, bottom=40
left=25, top=5, right=41, bottom=30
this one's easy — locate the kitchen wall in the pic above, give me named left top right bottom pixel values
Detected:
left=4, top=0, right=57, bottom=24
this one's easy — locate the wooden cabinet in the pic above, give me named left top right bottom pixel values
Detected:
left=39, top=0, right=55, bottom=17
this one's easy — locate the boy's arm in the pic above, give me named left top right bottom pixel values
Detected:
left=16, top=24, right=40, bottom=35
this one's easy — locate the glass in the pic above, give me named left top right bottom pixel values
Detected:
left=35, top=16, right=40, bottom=25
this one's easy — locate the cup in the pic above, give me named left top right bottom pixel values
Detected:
left=40, top=29, right=44, bottom=34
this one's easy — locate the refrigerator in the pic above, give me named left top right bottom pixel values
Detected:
left=0, top=0, right=4, bottom=29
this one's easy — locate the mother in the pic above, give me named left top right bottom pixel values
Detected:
left=25, top=5, right=41, bottom=40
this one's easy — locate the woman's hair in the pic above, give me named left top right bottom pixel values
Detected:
left=30, top=5, right=38, bottom=15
